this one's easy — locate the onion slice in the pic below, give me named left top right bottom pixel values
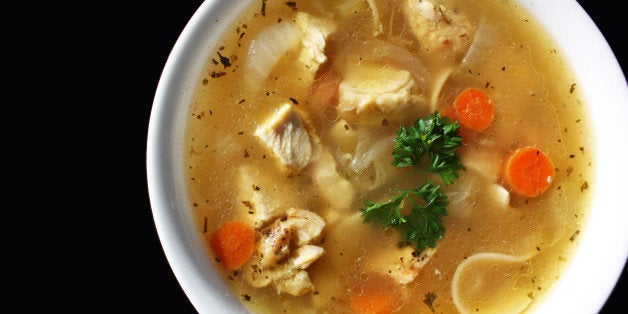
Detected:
left=245, top=21, right=302, bottom=86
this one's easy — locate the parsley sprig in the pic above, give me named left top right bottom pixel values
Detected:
left=361, top=182, right=448, bottom=250
left=391, top=111, right=463, bottom=185
left=360, top=111, right=463, bottom=251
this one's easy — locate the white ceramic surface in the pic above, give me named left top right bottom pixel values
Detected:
left=147, top=1, right=628, bottom=313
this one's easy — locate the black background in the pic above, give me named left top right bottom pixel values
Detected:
left=134, top=1, right=626, bottom=313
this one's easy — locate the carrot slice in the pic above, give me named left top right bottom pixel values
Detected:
left=439, top=105, right=457, bottom=121
left=505, top=146, right=555, bottom=197
left=209, top=221, right=256, bottom=270
left=454, top=87, right=494, bottom=131
left=439, top=105, right=474, bottom=143
left=349, top=284, right=394, bottom=314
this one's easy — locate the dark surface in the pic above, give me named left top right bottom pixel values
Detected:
left=137, top=1, right=625, bottom=313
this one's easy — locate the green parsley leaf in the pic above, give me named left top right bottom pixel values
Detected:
left=360, top=181, right=448, bottom=251
left=391, top=111, right=463, bottom=185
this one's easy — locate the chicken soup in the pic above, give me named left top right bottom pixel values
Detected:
left=183, top=0, right=593, bottom=312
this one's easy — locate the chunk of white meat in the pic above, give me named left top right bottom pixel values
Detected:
left=258, top=222, right=293, bottom=268
left=368, top=244, right=437, bottom=284
left=243, top=209, right=326, bottom=296
left=256, top=208, right=325, bottom=268
left=403, top=0, right=474, bottom=64
left=295, top=12, right=337, bottom=75
left=283, top=208, right=326, bottom=245
left=293, top=245, right=325, bottom=269
left=309, top=146, right=356, bottom=212
left=276, top=269, right=315, bottom=296
left=257, top=208, right=325, bottom=269
left=245, top=249, right=325, bottom=296
left=255, top=103, right=313, bottom=169
left=236, top=165, right=286, bottom=229
left=279, top=245, right=325, bottom=296
left=246, top=256, right=320, bottom=296
left=338, top=62, right=425, bottom=123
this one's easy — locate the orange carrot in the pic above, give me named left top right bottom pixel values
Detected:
left=439, top=105, right=457, bottom=121
left=440, top=105, right=474, bottom=144
left=209, top=221, right=256, bottom=270
left=505, top=146, right=555, bottom=197
left=349, top=285, right=394, bottom=314
left=454, top=87, right=494, bottom=132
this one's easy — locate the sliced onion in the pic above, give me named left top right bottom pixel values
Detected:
left=245, top=21, right=302, bottom=86
left=429, top=66, right=456, bottom=111
left=365, top=40, right=431, bottom=88
left=451, top=21, right=496, bottom=80
left=366, top=0, right=383, bottom=36
left=334, top=0, right=367, bottom=17
left=350, top=131, right=394, bottom=172
left=444, top=171, right=477, bottom=218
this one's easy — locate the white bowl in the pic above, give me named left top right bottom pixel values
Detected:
left=147, top=0, right=628, bottom=313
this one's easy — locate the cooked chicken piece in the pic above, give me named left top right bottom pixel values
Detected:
left=269, top=245, right=325, bottom=296
left=243, top=209, right=326, bottom=296
left=295, top=12, right=337, bottom=75
left=236, top=165, right=285, bottom=229
left=255, top=103, right=313, bottom=169
left=368, top=244, right=437, bottom=284
left=258, top=223, right=293, bottom=268
left=282, top=208, right=326, bottom=245
left=244, top=249, right=324, bottom=296
left=276, top=269, right=315, bottom=296
left=257, top=217, right=325, bottom=269
left=255, top=208, right=325, bottom=267
left=293, top=245, right=325, bottom=269
left=338, top=62, right=424, bottom=123
left=403, top=0, right=473, bottom=64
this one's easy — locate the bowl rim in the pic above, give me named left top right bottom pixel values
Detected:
left=147, top=0, right=628, bottom=313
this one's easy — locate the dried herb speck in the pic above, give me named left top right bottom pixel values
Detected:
left=423, top=292, right=437, bottom=312
left=217, top=51, right=231, bottom=68
left=286, top=1, right=297, bottom=10
left=261, top=0, right=267, bottom=16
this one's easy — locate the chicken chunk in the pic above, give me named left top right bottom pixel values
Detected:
left=292, top=245, right=325, bottom=269
left=258, top=222, right=293, bottom=268
left=295, top=12, right=337, bottom=74
left=282, top=208, right=326, bottom=245
left=255, top=103, right=313, bottom=170
left=403, top=0, right=474, bottom=64
left=276, top=269, right=315, bottom=296
left=245, top=245, right=325, bottom=294
left=243, top=208, right=326, bottom=296
left=254, top=207, right=325, bottom=268
left=368, top=244, right=437, bottom=284
left=338, top=62, right=424, bottom=123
